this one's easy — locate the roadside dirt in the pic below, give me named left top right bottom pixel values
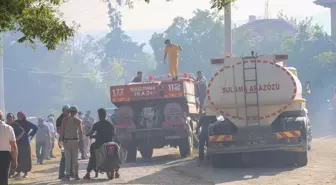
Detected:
left=174, top=136, right=336, bottom=185
left=9, top=137, right=336, bottom=185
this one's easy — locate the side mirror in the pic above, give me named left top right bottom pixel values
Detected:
left=305, top=81, right=311, bottom=94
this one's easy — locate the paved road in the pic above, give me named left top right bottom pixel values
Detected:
left=9, top=137, right=336, bottom=185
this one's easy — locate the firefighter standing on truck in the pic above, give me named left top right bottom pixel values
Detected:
left=163, top=39, right=182, bottom=81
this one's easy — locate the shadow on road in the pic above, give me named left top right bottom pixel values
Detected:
left=126, top=150, right=299, bottom=184
left=172, top=160, right=297, bottom=184
left=9, top=149, right=304, bottom=185
left=23, top=179, right=113, bottom=185
left=122, top=153, right=181, bottom=168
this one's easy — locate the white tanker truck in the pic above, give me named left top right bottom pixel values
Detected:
left=203, top=53, right=312, bottom=168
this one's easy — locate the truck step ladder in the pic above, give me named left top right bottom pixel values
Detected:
left=242, top=55, right=260, bottom=126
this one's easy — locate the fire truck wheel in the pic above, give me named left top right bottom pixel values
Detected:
left=179, top=132, right=193, bottom=158
left=126, top=143, right=137, bottom=163
left=139, top=145, right=153, bottom=159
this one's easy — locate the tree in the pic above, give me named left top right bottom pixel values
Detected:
left=0, top=0, right=77, bottom=50
left=101, top=0, right=155, bottom=81
left=0, top=0, right=234, bottom=51
left=143, top=0, right=235, bottom=10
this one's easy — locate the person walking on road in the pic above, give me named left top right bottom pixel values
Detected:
left=56, top=104, right=72, bottom=179
left=163, top=39, right=182, bottom=81
left=35, top=118, right=50, bottom=165
left=44, top=118, right=54, bottom=160
left=0, top=110, right=18, bottom=185
left=59, top=105, right=83, bottom=181
left=83, top=111, right=94, bottom=158
left=6, top=113, right=24, bottom=177
left=77, top=111, right=86, bottom=159
left=14, top=111, right=38, bottom=178
left=83, top=108, right=116, bottom=180
left=47, top=116, right=56, bottom=158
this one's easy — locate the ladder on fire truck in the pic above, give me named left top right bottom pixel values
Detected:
left=242, top=52, right=260, bottom=126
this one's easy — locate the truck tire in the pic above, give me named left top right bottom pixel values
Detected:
left=139, top=146, right=153, bottom=159
left=307, top=120, right=312, bottom=151
left=211, top=154, right=223, bottom=168
left=126, top=143, right=137, bottom=163
left=293, top=127, right=309, bottom=166
left=179, top=132, right=193, bottom=158
left=294, top=150, right=308, bottom=166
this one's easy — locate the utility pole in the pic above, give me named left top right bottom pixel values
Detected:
left=224, top=3, right=232, bottom=56
left=0, top=33, right=5, bottom=114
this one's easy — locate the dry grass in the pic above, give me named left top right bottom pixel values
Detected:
left=9, top=140, right=62, bottom=185
left=29, top=140, right=61, bottom=159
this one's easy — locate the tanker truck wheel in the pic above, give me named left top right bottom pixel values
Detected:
left=211, top=154, right=223, bottom=168
left=294, top=150, right=308, bottom=166
left=293, top=127, right=309, bottom=166
left=126, top=143, right=137, bottom=163
left=139, top=145, right=153, bottom=159
left=307, top=120, right=312, bottom=151
left=179, top=132, right=193, bottom=158
left=293, top=139, right=308, bottom=166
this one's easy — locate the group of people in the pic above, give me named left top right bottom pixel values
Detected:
left=56, top=105, right=117, bottom=181
left=0, top=111, right=39, bottom=185
left=0, top=104, right=103, bottom=184
left=56, top=105, right=96, bottom=180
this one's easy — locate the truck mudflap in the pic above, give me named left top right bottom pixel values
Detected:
left=207, top=130, right=306, bottom=154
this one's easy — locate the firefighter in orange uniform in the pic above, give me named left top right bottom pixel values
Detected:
left=163, top=39, right=182, bottom=81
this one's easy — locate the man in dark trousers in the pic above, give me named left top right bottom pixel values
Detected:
left=196, top=115, right=216, bottom=166
left=56, top=104, right=73, bottom=179
left=131, top=71, right=142, bottom=83
left=83, top=108, right=116, bottom=180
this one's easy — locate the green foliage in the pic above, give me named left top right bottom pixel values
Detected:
left=210, top=0, right=235, bottom=10
left=0, top=0, right=76, bottom=50
left=142, top=0, right=235, bottom=10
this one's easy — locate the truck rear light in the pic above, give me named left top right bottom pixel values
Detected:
left=183, top=72, right=188, bottom=78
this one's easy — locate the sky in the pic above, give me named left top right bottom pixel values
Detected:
left=59, top=0, right=330, bottom=32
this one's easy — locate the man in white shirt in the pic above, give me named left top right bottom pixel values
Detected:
left=44, top=119, right=55, bottom=160
left=0, top=110, right=18, bottom=185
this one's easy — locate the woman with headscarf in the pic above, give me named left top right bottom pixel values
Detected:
left=12, top=111, right=38, bottom=178
left=6, top=113, right=25, bottom=177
